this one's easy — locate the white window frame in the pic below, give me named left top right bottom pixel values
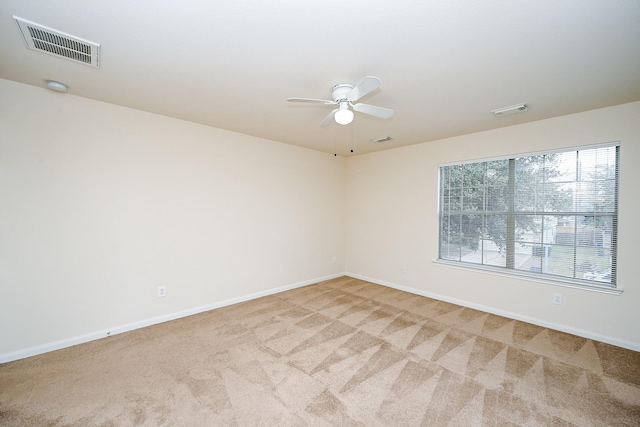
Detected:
left=436, top=142, right=620, bottom=294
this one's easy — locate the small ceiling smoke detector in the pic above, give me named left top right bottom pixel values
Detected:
left=371, top=136, right=393, bottom=143
left=46, top=80, right=68, bottom=93
left=13, top=16, right=100, bottom=68
left=491, top=103, right=528, bottom=117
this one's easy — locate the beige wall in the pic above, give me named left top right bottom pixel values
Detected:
left=2, top=77, right=638, bottom=361
left=345, top=101, right=640, bottom=350
left=0, top=79, right=346, bottom=360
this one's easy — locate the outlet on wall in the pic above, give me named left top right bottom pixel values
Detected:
left=552, top=293, right=562, bottom=305
left=158, top=286, right=167, bottom=298
left=332, top=256, right=337, bottom=264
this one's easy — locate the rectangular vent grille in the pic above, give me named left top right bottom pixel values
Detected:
left=491, top=103, right=528, bottom=117
left=14, top=16, right=100, bottom=68
left=371, top=136, right=393, bottom=143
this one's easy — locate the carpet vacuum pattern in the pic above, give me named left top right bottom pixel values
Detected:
left=1, top=277, right=639, bottom=426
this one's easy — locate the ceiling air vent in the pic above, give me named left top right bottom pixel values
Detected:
left=13, top=16, right=100, bottom=68
left=491, top=103, right=528, bottom=117
left=371, top=136, right=393, bottom=143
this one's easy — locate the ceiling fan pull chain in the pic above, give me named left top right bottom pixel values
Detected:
left=350, top=122, right=354, bottom=153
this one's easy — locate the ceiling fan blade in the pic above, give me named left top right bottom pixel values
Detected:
left=352, top=103, right=394, bottom=119
left=319, top=109, right=338, bottom=127
left=287, top=97, right=335, bottom=105
left=348, top=76, right=382, bottom=102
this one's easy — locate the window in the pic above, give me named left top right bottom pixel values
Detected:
left=438, top=143, right=619, bottom=289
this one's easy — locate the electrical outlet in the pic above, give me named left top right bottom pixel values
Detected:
left=158, top=286, right=167, bottom=298
left=552, top=293, right=562, bottom=305
left=332, top=256, right=337, bottom=264
left=402, top=266, right=406, bottom=274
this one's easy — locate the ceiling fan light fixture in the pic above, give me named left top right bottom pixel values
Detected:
left=334, top=101, right=354, bottom=125
left=335, top=109, right=354, bottom=125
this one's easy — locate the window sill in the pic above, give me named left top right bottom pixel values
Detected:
left=433, top=259, right=623, bottom=295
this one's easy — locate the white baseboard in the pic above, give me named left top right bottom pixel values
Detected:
left=346, top=272, right=640, bottom=352
left=0, top=273, right=345, bottom=364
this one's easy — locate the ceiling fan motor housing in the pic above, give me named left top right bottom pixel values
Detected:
left=331, top=84, right=354, bottom=102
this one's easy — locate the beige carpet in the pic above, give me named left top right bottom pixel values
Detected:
left=1, top=277, right=639, bottom=426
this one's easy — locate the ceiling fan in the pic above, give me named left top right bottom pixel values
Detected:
left=287, top=76, right=393, bottom=127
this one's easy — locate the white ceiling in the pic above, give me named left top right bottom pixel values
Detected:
left=1, top=1, right=639, bottom=156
